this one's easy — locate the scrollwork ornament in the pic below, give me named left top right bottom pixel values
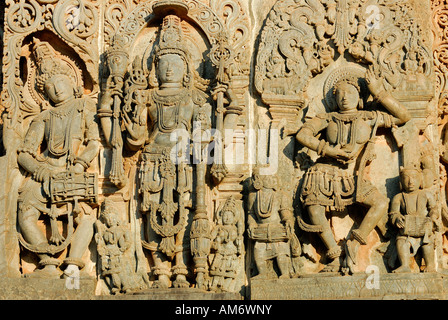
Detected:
left=432, top=0, right=448, bottom=112
left=36, top=0, right=58, bottom=3
left=53, top=0, right=98, bottom=40
left=7, top=0, right=43, bottom=33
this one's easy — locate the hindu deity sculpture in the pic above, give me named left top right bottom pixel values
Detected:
left=17, top=39, right=100, bottom=278
left=296, top=66, right=411, bottom=274
left=99, top=14, right=212, bottom=289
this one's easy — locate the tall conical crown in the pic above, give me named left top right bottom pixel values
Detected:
left=32, top=38, right=78, bottom=94
left=154, top=15, right=190, bottom=63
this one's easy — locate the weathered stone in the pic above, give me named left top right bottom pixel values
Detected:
left=0, top=0, right=447, bottom=301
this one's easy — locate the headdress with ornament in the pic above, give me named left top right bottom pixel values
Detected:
left=323, top=65, right=368, bottom=111
left=332, top=76, right=361, bottom=95
left=154, top=15, right=191, bottom=68
left=218, top=196, right=238, bottom=223
left=31, top=38, right=83, bottom=100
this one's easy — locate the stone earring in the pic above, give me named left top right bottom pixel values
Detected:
left=183, top=73, right=191, bottom=87
left=358, top=97, right=364, bottom=109
left=75, top=86, right=83, bottom=98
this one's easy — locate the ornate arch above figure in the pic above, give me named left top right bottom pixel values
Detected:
left=255, top=0, right=435, bottom=133
left=2, top=0, right=100, bottom=137
left=252, top=0, right=440, bottom=277
left=107, top=0, right=250, bottom=81
left=102, top=0, right=251, bottom=186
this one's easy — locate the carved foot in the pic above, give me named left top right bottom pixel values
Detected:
left=25, top=265, right=62, bottom=279
left=152, top=275, right=170, bottom=289
left=173, top=275, right=190, bottom=288
left=343, top=239, right=359, bottom=275
left=392, top=265, right=412, bottom=273
left=423, top=266, right=437, bottom=273
left=320, top=259, right=340, bottom=273
left=62, top=264, right=94, bottom=280
left=195, top=273, right=207, bottom=290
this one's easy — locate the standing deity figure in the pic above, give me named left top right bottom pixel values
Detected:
left=95, top=199, right=140, bottom=294
left=247, top=168, right=301, bottom=279
left=296, top=67, right=411, bottom=273
left=17, top=39, right=100, bottom=278
left=209, top=197, right=243, bottom=292
left=389, top=167, right=439, bottom=273
left=100, top=15, right=211, bottom=289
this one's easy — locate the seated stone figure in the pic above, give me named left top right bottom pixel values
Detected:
left=390, top=167, right=439, bottom=273
left=17, top=39, right=100, bottom=278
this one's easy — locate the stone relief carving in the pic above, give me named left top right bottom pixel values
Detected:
left=389, top=167, right=439, bottom=273
left=17, top=38, right=100, bottom=278
left=246, top=167, right=301, bottom=279
left=95, top=199, right=149, bottom=294
left=296, top=66, right=411, bottom=274
left=98, top=0, right=250, bottom=292
left=0, top=0, right=448, bottom=300
left=209, top=196, right=244, bottom=292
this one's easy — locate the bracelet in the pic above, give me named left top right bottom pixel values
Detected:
left=375, top=90, right=388, bottom=103
left=97, top=109, right=113, bottom=118
left=316, top=140, right=328, bottom=156
left=74, top=157, right=90, bottom=169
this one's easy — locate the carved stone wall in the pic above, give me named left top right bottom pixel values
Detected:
left=0, top=0, right=447, bottom=300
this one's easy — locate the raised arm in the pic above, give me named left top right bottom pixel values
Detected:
left=366, top=67, right=411, bottom=126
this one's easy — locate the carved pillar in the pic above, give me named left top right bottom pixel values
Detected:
left=432, top=0, right=448, bottom=270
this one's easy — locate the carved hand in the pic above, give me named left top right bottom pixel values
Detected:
left=395, top=214, right=405, bottom=229
left=432, top=216, right=442, bottom=232
left=324, top=144, right=353, bottom=161
left=100, top=89, right=121, bottom=111
left=247, top=223, right=256, bottom=239
left=122, top=110, right=139, bottom=139
left=284, top=218, right=295, bottom=239
left=33, top=165, right=53, bottom=183
left=71, top=163, right=85, bottom=174
left=366, top=66, right=385, bottom=97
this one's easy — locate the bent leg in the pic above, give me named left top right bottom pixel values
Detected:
left=355, top=189, right=389, bottom=245
left=18, top=205, right=47, bottom=247
left=307, top=205, right=341, bottom=271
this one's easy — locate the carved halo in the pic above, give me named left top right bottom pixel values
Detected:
left=323, top=65, right=368, bottom=111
